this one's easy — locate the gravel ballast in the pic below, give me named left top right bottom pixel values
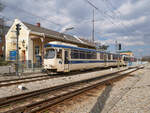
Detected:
left=0, top=67, right=127, bottom=98
left=54, top=64, right=149, bottom=113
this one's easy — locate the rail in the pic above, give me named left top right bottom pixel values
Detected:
left=0, top=66, right=143, bottom=113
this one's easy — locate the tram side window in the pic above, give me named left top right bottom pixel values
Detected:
left=71, top=50, right=79, bottom=59
left=113, top=54, right=117, bottom=60
left=80, top=51, right=85, bottom=59
left=115, top=55, right=117, bottom=60
left=71, top=50, right=97, bottom=59
left=108, top=54, right=111, bottom=60
left=100, top=53, right=104, bottom=59
left=112, top=54, right=114, bottom=60
left=92, top=52, right=97, bottom=59
left=57, top=49, right=62, bottom=58
left=87, top=51, right=96, bottom=59
left=113, top=54, right=116, bottom=60
left=87, top=52, right=92, bottom=59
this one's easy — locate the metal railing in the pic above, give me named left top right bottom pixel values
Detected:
left=2, top=58, right=43, bottom=74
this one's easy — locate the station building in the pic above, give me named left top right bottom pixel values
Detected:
left=5, top=19, right=95, bottom=67
left=119, top=50, right=133, bottom=57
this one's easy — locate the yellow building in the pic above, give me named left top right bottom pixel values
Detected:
left=119, top=51, right=133, bottom=56
left=5, top=19, right=95, bottom=67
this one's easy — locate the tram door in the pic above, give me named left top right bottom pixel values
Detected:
left=104, top=53, right=107, bottom=67
left=64, top=50, right=69, bottom=72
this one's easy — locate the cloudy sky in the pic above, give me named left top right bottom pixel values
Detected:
left=0, top=0, right=150, bottom=57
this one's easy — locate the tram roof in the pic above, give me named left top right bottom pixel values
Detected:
left=45, top=43, right=121, bottom=55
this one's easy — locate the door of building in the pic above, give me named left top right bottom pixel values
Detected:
left=104, top=53, right=107, bottom=67
left=22, top=50, right=26, bottom=63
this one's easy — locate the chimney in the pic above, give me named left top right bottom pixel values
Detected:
left=36, top=22, right=40, bottom=27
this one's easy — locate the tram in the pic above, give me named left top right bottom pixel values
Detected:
left=43, top=41, right=134, bottom=73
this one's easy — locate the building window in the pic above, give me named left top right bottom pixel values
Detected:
left=35, top=46, right=40, bottom=56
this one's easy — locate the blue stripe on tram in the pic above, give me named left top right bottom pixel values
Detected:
left=68, top=60, right=117, bottom=64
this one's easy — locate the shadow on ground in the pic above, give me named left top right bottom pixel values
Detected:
left=89, top=85, right=113, bottom=113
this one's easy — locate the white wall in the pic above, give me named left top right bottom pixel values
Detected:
left=5, top=19, right=30, bottom=61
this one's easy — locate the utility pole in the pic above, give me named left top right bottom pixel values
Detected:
left=115, top=41, right=120, bottom=69
left=16, top=24, right=21, bottom=76
left=115, top=41, right=118, bottom=53
left=86, top=0, right=96, bottom=43
left=115, top=41, right=122, bottom=69
left=1, top=18, right=5, bottom=60
left=92, top=9, right=94, bottom=42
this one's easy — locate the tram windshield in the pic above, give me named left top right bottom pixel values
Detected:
left=45, top=49, right=55, bottom=59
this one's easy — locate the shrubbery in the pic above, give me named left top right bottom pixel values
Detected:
left=142, top=56, right=150, bottom=62
left=0, top=58, right=12, bottom=66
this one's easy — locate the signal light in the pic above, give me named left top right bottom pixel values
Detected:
left=16, top=24, right=21, bottom=35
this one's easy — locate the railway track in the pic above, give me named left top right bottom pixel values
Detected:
left=0, top=66, right=143, bottom=113
left=0, top=66, right=128, bottom=87
left=0, top=74, right=55, bottom=87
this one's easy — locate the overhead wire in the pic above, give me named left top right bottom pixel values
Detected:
left=102, top=0, right=138, bottom=36
left=1, top=1, right=63, bottom=28
left=85, top=0, right=137, bottom=36
left=1, top=0, right=135, bottom=39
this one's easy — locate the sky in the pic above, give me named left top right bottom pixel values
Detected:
left=0, top=0, right=150, bottom=57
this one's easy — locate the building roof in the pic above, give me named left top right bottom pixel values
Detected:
left=119, top=50, right=132, bottom=53
left=23, top=22, right=95, bottom=48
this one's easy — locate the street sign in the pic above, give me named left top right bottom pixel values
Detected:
left=9, top=50, right=17, bottom=60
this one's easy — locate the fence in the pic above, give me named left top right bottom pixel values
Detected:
left=16, top=60, right=43, bottom=73
left=1, top=58, right=43, bottom=74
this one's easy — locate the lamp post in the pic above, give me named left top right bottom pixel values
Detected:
left=60, top=26, right=74, bottom=33
left=64, top=27, right=74, bottom=32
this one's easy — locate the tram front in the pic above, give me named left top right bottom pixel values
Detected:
left=43, top=48, right=57, bottom=72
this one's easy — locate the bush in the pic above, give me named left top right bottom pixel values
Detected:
left=0, top=59, right=13, bottom=66
left=142, top=56, right=150, bottom=62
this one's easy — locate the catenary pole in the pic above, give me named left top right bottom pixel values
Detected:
left=92, top=9, right=95, bottom=42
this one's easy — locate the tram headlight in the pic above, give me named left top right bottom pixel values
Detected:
left=49, top=64, right=54, bottom=68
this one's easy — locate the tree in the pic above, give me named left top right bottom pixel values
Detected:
left=97, top=45, right=109, bottom=51
left=142, top=56, right=150, bottom=62
left=95, top=41, right=109, bottom=51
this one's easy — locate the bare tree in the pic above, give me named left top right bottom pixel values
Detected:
left=142, top=56, right=150, bottom=62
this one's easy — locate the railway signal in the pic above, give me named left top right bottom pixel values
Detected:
left=118, top=43, right=121, bottom=50
left=16, top=24, right=21, bottom=76
left=16, top=24, right=21, bottom=35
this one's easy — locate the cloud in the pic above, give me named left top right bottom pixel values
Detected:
left=0, top=0, right=150, bottom=56
left=100, top=35, right=146, bottom=47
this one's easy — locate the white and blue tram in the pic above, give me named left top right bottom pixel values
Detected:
left=43, top=42, right=130, bottom=73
